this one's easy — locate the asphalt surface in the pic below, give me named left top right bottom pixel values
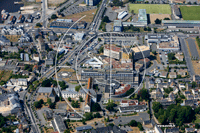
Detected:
left=187, top=38, right=199, bottom=59
left=179, top=37, right=195, bottom=77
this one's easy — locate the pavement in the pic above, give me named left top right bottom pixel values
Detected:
left=187, top=38, right=199, bottom=59
left=179, top=37, right=195, bottom=77
left=36, top=107, right=49, bottom=126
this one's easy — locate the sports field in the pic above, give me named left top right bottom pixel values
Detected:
left=180, top=6, right=200, bottom=20
left=129, top=4, right=171, bottom=14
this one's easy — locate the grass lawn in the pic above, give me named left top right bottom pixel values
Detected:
left=195, top=115, right=200, bottom=123
left=1, top=70, right=12, bottom=81
left=61, top=9, right=97, bottom=23
left=4, top=35, right=21, bottom=42
left=180, top=6, right=200, bottom=20
left=129, top=4, right=171, bottom=14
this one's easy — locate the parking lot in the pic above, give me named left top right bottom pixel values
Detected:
left=187, top=38, right=199, bottom=59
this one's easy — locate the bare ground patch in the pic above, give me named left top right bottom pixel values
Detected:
left=150, top=14, right=171, bottom=24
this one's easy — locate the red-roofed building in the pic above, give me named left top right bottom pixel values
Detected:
left=104, top=45, right=121, bottom=60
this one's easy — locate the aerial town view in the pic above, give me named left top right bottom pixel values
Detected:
left=2, top=0, right=200, bottom=132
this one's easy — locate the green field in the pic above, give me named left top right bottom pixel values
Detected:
left=180, top=6, right=200, bottom=20
left=129, top=4, right=171, bottom=14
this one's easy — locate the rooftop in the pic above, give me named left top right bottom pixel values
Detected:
left=131, top=45, right=149, bottom=53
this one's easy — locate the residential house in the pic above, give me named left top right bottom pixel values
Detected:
left=7, top=78, right=27, bottom=86
left=164, top=128, right=179, bottom=133
left=182, top=99, right=197, bottom=106
left=149, top=78, right=155, bottom=88
left=26, top=14, right=33, bottom=23
left=175, top=53, right=184, bottom=61
left=169, top=72, right=177, bottom=78
left=160, top=71, right=168, bottom=78
left=76, top=126, right=93, bottom=132
left=185, top=128, right=195, bottom=133
left=0, top=93, right=21, bottom=116
left=1, top=26, right=24, bottom=35
left=151, top=88, right=164, bottom=100
left=186, top=95, right=194, bottom=100
left=0, top=35, right=10, bottom=46
left=178, top=69, right=187, bottom=76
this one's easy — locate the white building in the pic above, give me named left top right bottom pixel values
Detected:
left=7, top=78, right=27, bottom=86
left=1, top=26, right=24, bottom=35
left=118, top=11, right=128, bottom=19
left=83, top=57, right=103, bottom=69
left=74, top=32, right=84, bottom=41
left=61, top=88, right=86, bottom=99
left=32, top=54, right=40, bottom=62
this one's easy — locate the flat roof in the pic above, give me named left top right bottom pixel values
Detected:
left=54, top=115, right=66, bottom=132
left=114, top=20, right=122, bottom=27
left=131, top=45, right=149, bottom=53
left=138, top=9, right=147, bottom=22
left=162, top=20, right=200, bottom=24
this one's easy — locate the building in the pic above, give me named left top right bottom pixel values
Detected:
left=81, top=69, right=136, bottom=83
left=0, top=93, right=21, bottom=116
left=84, top=94, right=91, bottom=112
left=177, top=69, right=187, bottom=76
left=52, top=115, right=66, bottom=133
left=169, top=72, right=177, bottom=78
left=157, top=36, right=180, bottom=51
left=26, top=14, right=33, bottom=23
left=50, top=21, right=87, bottom=29
left=84, top=0, right=99, bottom=6
left=91, top=126, right=126, bottom=133
left=38, top=36, right=46, bottom=51
left=67, top=112, right=82, bottom=120
left=162, top=20, right=200, bottom=28
left=185, top=128, right=195, bottom=133
left=74, top=32, right=84, bottom=41
left=118, top=11, right=128, bottom=19
left=61, top=88, right=86, bottom=99
left=104, top=45, right=121, bottom=60
left=38, top=87, right=57, bottom=102
left=45, top=58, right=54, bottom=66
left=8, top=16, right=16, bottom=24
left=1, top=26, right=24, bottom=35
left=131, top=45, right=150, bottom=60
left=83, top=57, right=103, bottom=69
left=7, top=78, right=27, bottom=86
left=120, top=100, right=138, bottom=107
left=0, top=35, right=10, bottom=46
left=113, top=20, right=122, bottom=32
left=160, top=71, right=168, bottom=78
left=138, top=9, right=147, bottom=25
left=16, top=15, right=25, bottom=23
left=5, top=46, right=19, bottom=53
left=76, top=126, right=93, bottom=132
left=32, top=54, right=40, bottom=62
left=119, top=104, right=147, bottom=113
left=175, top=53, right=184, bottom=61
left=18, top=33, right=30, bottom=43
left=145, top=34, right=171, bottom=43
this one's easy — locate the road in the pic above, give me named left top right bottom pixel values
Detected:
left=179, top=37, right=195, bottom=77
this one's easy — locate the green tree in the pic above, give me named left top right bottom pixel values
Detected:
left=68, top=97, right=71, bottom=102
left=36, top=23, right=42, bottom=27
left=102, top=16, right=110, bottom=23
left=0, top=114, right=6, bottom=128
left=79, top=96, right=83, bottom=102
left=75, top=85, right=81, bottom=92
left=128, top=120, right=137, bottom=127
left=34, top=101, right=42, bottom=108
left=155, top=18, right=161, bottom=24
left=192, top=82, right=197, bottom=88
left=138, top=88, right=150, bottom=101
left=106, top=100, right=115, bottom=111
left=51, top=14, right=57, bottom=19
left=94, top=112, right=101, bottom=118
left=163, top=17, right=170, bottom=20
left=47, top=98, right=52, bottom=105
left=84, top=112, right=93, bottom=121
left=92, top=103, right=101, bottom=112
left=168, top=53, right=175, bottom=60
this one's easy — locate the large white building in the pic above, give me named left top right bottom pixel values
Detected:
left=104, top=45, right=121, bottom=60
left=74, top=32, right=84, bottom=41
left=118, top=11, right=128, bottom=19
left=7, top=78, right=27, bottom=86
left=61, top=88, right=86, bottom=99
left=83, top=57, right=103, bottom=69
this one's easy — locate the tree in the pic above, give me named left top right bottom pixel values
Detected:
left=188, top=1, right=191, bottom=4
left=102, top=16, right=110, bottom=23
left=64, top=129, right=71, bottom=133
left=34, top=101, right=42, bottom=108
left=79, top=96, right=83, bottom=102
left=41, top=79, right=52, bottom=87
left=0, top=114, right=5, bottom=128
left=192, top=82, right=197, bottom=88
left=98, top=46, right=104, bottom=53
left=36, top=23, right=42, bottom=27
left=92, top=103, right=101, bottom=112
left=51, top=14, right=57, bottom=19
left=106, top=100, right=115, bottom=111
left=94, top=112, right=101, bottom=118
left=128, top=120, right=137, bottom=127
left=131, top=10, right=134, bottom=15
left=47, top=98, right=52, bottom=105
left=155, top=18, right=161, bottom=24
left=137, top=122, right=144, bottom=131
left=84, top=112, right=93, bottom=121
left=195, top=123, right=200, bottom=129
left=168, top=53, right=175, bottom=60
left=98, top=38, right=101, bottom=42
left=152, top=51, right=157, bottom=55
left=49, top=103, right=56, bottom=109
left=75, top=85, right=81, bottom=92
left=163, top=17, right=170, bottom=20
left=138, top=88, right=150, bottom=101
left=68, top=97, right=71, bottom=102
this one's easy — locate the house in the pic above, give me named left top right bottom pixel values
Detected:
left=182, top=99, right=197, bottom=106
left=52, top=115, right=66, bottom=133
left=104, top=45, right=121, bottom=60
left=91, top=125, right=126, bottom=133
left=168, top=93, right=176, bottom=101
left=26, top=14, right=33, bottom=23
left=7, top=78, right=27, bottom=86
left=175, top=53, right=184, bottom=61
left=160, top=71, right=168, bottom=78
left=186, top=95, right=194, bottom=100
left=145, top=34, right=171, bottom=43
left=185, top=128, right=195, bottom=133
left=18, top=33, right=30, bottom=43
left=164, top=127, right=179, bottom=133
left=157, top=99, right=176, bottom=108
left=38, top=87, right=57, bottom=102
left=61, top=88, right=86, bottom=99
left=83, top=57, right=103, bottom=69
left=151, top=88, right=164, bottom=100
left=67, top=112, right=82, bottom=120
left=169, top=72, right=177, bottom=78
left=178, top=69, right=187, bottom=76
left=0, top=35, right=10, bottom=46
left=16, top=15, right=25, bottom=23
left=192, top=89, right=198, bottom=95
left=1, top=26, right=24, bottom=35
left=149, top=78, right=155, bottom=88
left=119, top=104, right=147, bottom=113
left=120, top=100, right=138, bottom=107
left=76, top=126, right=93, bottom=132
left=193, top=75, right=200, bottom=82
left=32, top=54, right=40, bottom=62
left=0, top=93, right=21, bottom=116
